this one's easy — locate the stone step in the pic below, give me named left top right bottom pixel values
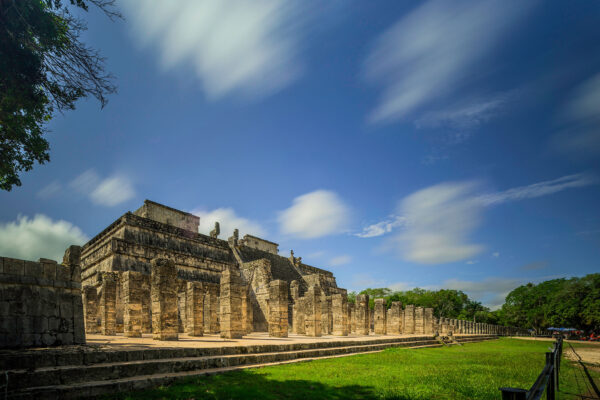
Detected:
left=0, top=335, right=436, bottom=371
left=6, top=338, right=445, bottom=399
left=6, top=338, right=441, bottom=391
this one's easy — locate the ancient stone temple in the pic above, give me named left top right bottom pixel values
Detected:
left=78, top=200, right=346, bottom=338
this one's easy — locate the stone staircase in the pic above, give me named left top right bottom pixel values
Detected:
left=1, top=335, right=498, bottom=399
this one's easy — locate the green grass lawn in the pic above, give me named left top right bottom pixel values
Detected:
left=116, top=338, right=599, bottom=400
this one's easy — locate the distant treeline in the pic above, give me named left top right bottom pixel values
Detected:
left=348, top=273, right=599, bottom=332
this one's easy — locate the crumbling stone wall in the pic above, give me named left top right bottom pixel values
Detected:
left=0, top=247, right=85, bottom=348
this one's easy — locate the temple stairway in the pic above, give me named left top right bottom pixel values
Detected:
left=1, top=334, right=498, bottom=399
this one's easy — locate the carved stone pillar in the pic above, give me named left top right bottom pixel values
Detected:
left=268, top=280, right=288, bottom=338
left=186, top=282, right=204, bottom=336
left=151, top=258, right=178, bottom=340
left=374, top=298, right=387, bottom=335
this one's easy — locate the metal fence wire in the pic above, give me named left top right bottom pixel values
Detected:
left=499, top=337, right=563, bottom=400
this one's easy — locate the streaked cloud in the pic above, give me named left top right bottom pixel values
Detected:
left=355, top=215, right=407, bottom=238
left=70, top=169, right=136, bottom=207
left=492, top=252, right=500, bottom=258
left=552, top=72, right=600, bottom=158
left=395, top=181, right=485, bottom=264
left=476, top=173, right=597, bottom=206
left=519, top=261, right=548, bottom=271
left=37, top=181, right=62, bottom=199
left=364, top=0, right=534, bottom=123
left=192, top=207, right=266, bottom=239
left=122, top=0, right=302, bottom=100
left=278, top=190, right=351, bottom=239
left=329, top=254, right=352, bottom=267
left=0, top=215, right=89, bottom=263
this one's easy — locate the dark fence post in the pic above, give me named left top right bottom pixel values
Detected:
left=499, top=388, right=527, bottom=400
left=546, top=352, right=555, bottom=400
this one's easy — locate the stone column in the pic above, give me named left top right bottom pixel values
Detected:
left=304, top=286, right=322, bottom=337
left=141, top=278, right=151, bottom=333
left=122, top=271, right=143, bottom=338
left=100, top=272, right=118, bottom=336
left=82, top=286, right=99, bottom=334
left=403, top=304, right=415, bottom=334
left=290, top=280, right=300, bottom=302
left=185, top=282, right=204, bottom=336
left=151, top=258, right=178, bottom=340
left=348, top=302, right=356, bottom=334
left=203, top=284, right=219, bottom=334
left=220, top=267, right=244, bottom=339
left=387, top=302, right=402, bottom=334
left=268, top=280, right=288, bottom=338
left=293, top=297, right=305, bottom=334
left=331, top=293, right=348, bottom=336
left=356, top=294, right=370, bottom=335
left=414, top=306, right=425, bottom=334
left=373, top=298, right=387, bottom=335
left=63, top=245, right=85, bottom=344
left=241, top=287, right=253, bottom=334
left=321, top=294, right=332, bottom=335
left=423, top=308, right=433, bottom=334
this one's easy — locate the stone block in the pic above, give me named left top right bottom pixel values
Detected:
left=403, top=304, right=415, bottom=334
left=304, top=286, right=322, bottom=337
left=331, top=293, right=348, bottom=336
left=4, top=258, right=24, bottom=276
left=186, top=282, right=204, bottom=336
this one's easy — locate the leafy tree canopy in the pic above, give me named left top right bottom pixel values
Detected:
left=0, top=0, right=118, bottom=190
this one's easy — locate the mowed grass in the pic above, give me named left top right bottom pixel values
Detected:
left=116, top=338, right=599, bottom=400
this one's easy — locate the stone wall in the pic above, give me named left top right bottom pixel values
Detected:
left=134, top=199, right=199, bottom=233
left=0, top=247, right=85, bottom=348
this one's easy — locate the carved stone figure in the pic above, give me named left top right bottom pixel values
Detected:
left=210, top=222, right=220, bottom=238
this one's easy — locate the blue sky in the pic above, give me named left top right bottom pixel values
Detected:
left=1, top=0, right=599, bottom=309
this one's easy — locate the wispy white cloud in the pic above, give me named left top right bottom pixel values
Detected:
left=466, top=260, right=478, bottom=265
left=492, top=252, right=500, bottom=258
left=442, top=277, right=522, bottom=309
left=552, top=72, right=600, bottom=157
left=519, top=261, right=548, bottom=271
left=395, top=181, right=485, bottom=264
left=37, top=181, right=62, bottom=199
left=70, top=169, right=136, bottom=207
left=476, top=173, right=597, bottom=206
left=354, top=215, right=407, bottom=238
left=191, top=207, right=266, bottom=239
left=0, top=215, right=89, bottom=263
left=278, top=190, right=351, bottom=239
left=364, top=0, right=535, bottom=123
left=329, top=254, right=352, bottom=267
left=122, top=0, right=302, bottom=100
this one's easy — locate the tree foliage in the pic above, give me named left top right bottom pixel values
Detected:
left=0, top=0, right=118, bottom=190
left=499, top=274, right=600, bottom=332
left=357, top=273, right=599, bottom=332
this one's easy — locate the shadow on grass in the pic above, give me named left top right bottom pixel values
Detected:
left=113, top=369, right=416, bottom=400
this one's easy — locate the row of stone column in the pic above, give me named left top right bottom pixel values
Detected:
left=83, top=261, right=524, bottom=340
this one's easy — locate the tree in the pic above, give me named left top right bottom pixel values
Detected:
left=0, top=0, right=118, bottom=191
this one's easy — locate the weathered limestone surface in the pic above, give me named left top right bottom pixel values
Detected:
left=151, top=258, right=178, bottom=340
left=0, top=248, right=86, bottom=348
left=268, top=280, right=288, bottom=338
left=414, top=306, right=424, bottom=334
left=122, top=271, right=143, bottom=338
left=331, top=293, right=348, bottom=336
left=185, top=282, right=203, bottom=336
left=356, top=294, right=370, bottom=335
left=241, top=288, right=253, bottom=334
left=203, top=283, right=219, bottom=334
left=424, top=308, right=434, bottom=334
left=83, top=286, right=99, bottom=334
left=403, top=304, right=415, bottom=334
left=100, top=272, right=118, bottom=336
left=220, top=267, right=244, bottom=339
left=374, top=298, right=387, bottom=335
left=321, top=294, right=332, bottom=335
left=304, top=286, right=322, bottom=337
left=348, top=302, right=356, bottom=334
left=388, top=302, right=403, bottom=334
left=292, top=298, right=305, bottom=334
